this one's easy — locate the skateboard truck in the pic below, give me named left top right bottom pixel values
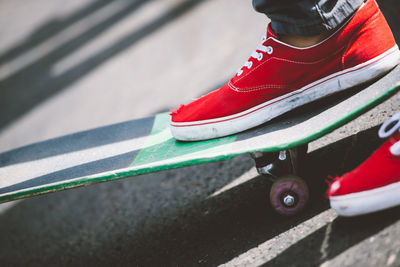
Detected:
left=251, top=150, right=293, bottom=179
left=250, top=145, right=309, bottom=216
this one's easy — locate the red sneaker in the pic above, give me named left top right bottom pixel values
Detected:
left=170, top=0, right=400, bottom=141
left=328, top=112, right=400, bottom=216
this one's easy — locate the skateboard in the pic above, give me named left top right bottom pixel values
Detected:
left=0, top=66, right=399, bottom=216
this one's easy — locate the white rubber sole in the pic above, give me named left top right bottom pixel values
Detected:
left=330, top=180, right=400, bottom=217
left=171, top=46, right=400, bottom=141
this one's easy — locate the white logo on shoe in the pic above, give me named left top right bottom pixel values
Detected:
left=331, top=181, right=340, bottom=192
left=390, top=141, right=400, bottom=156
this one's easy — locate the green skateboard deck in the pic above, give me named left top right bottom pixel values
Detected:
left=0, top=66, right=399, bottom=204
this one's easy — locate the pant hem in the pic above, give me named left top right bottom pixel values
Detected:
left=268, top=0, right=364, bottom=36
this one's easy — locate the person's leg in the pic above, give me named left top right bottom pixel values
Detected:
left=253, top=0, right=364, bottom=47
left=170, top=0, right=400, bottom=141
left=252, top=0, right=364, bottom=36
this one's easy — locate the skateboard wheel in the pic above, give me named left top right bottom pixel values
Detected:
left=270, top=175, right=309, bottom=216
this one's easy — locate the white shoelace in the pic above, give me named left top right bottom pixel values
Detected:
left=236, top=34, right=273, bottom=76
left=378, top=111, right=400, bottom=156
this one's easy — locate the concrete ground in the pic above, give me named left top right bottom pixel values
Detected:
left=0, top=0, right=399, bottom=266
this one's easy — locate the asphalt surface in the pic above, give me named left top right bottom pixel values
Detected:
left=0, top=0, right=400, bottom=266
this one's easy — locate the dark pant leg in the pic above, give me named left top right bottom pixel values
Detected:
left=253, top=0, right=364, bottom=36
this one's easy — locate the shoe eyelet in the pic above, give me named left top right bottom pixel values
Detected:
left=266, top=46, right=273, bottom=54
left=257, top=53, right=263, bottom=61
left=247, top=61, right=253, bottom=69
left=261, top=35, right=267, bottom=42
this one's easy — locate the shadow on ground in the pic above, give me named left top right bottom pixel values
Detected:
left=0, top=0, right=206, bottom=130
left=263, top=206, right=400, bottom=267
left=0, top=126, right=396, bottom=266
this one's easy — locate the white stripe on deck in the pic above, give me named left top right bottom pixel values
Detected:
left=0, top=129, right=170, bottom=188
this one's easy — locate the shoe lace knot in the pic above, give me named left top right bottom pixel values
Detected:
left=378, top=111, right=400, bottom=156
left=236, top=34, right=273, bottom=77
